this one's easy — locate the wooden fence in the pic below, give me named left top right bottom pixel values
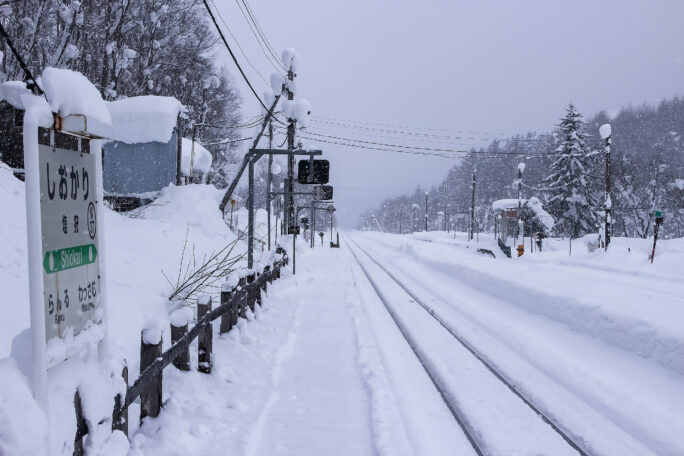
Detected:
left=73, top=248, right=288, bottom=455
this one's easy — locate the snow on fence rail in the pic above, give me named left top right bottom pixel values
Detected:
left=72, top=248, right=289, bottom=455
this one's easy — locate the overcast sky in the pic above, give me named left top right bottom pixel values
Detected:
left=214, top=0, right=684, bottom=226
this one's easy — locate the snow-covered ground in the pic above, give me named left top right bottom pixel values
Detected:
left=2, top=157, right=683, bottom=455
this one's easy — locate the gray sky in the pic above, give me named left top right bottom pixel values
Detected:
left=214, top=0, right=684, bottom=226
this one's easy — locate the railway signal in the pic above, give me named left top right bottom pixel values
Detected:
left=297, top=159, right=329, bottom=184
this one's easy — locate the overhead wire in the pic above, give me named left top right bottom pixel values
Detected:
left=311, top=114, right=523, bottom=138
left=202, top=0, right=270, bottom=112
left=274, top=125, right=555, bottom=157
left=208, top=0, right=270, bottom=86
left=309, top=118, right=544, bottom=143
left=233, top=0, right=285, bottom=74
left=240, top=0, right=286, bottom=72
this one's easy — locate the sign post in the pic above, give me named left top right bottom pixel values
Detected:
left=24, top=110, right=110, bottom=452
left=650, top=211, right=664, bottom=263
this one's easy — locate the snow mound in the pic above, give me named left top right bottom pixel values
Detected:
left=282, top=99, right=310, bottom=127
left=181, top=137, right=213, bottom=175
left=140, top=184, right=227, bottom=237
left=281, top=48, right=300, bottom=72
left=107, top=96, right=182, bottom=144
left=527, top=197, right=554, bottom=231
left=0, top=81, right=32, bottom=109
left=0, top=358, right=48, bottom=456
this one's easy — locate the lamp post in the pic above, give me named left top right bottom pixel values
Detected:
left=424, top=191, right=429, bottom=232
left=327, top=205, right=336, bottom=246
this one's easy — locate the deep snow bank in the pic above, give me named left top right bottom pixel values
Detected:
left=0, top=165, right=257, bottom=454
left=362, top=231, right=684, bottom=376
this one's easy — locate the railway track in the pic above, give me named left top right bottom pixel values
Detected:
left=346, top=236, right=588, bottom=456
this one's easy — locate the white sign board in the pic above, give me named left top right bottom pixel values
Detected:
left=38, top=135, right=101, bottom=341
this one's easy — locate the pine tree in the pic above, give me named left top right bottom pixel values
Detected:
left=544, top=104, right=598, bottom=238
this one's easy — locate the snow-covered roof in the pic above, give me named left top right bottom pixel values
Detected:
left=107, top=96, right=182, bottom=144
left=181, top=137, right=212, bottom=176
left=492, top=198, right=524, bottom=211
left=0, top=81, right=32, bottom=109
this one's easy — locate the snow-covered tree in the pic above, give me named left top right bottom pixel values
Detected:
left=544, top=104, right=598, bottom=238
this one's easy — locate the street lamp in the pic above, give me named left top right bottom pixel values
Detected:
left=424, top=191, right=429, bottom=232
left=327, top=205, right=336, bottom=246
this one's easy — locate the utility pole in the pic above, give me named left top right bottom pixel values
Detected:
left=267, top=121, right=273, bottom=250
left=517, top=163, right=524, bottom=251
left=443, top=186, right=448, bottom=232
left=600, top=124, right=612, bottom=250
left=424, top=191, right=429, bottom=232
left=285, top=64, right=296, bottom=235
left=470, top=171, right=476, bottom=240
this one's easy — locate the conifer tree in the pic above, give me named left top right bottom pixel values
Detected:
left=544, top=104, right=598, bottom=238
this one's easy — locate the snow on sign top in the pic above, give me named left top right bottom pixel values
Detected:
left=181, top=137, right=213, bottom=175
left=41, top=67, right=113, bottom=137
left=107, top=96, right=182, bottom=144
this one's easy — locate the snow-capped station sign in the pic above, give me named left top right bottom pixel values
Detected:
left=21, top=68, right=112, bottom=379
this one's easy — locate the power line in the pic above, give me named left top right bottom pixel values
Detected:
left=311, top=114, right=524, bottom=138
left=233, top=0, right=284, bottom=74
left=202, top=0, right=270, bottom=112
left=208, top=0, right=270, bottom=86
left=0, top=20, right=46, bottom=99
left=309, top=118, right=544, bottom=143
left=295, top=134, right=459, bottom=159
left=240, top=0, right=285, bottom=72
left=277, top=127, right=554, bottom=157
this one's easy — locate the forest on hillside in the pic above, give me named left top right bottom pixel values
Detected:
left=360, top=99, right=684, bottom=239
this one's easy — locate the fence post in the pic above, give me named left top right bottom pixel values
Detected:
left=74, top=390, right=87, bottom=456
left=238, top=276, right=247, bottom=319
left=247, top=273, right=256, bottom=312
left=256, top=272, right=263, bottom=306
left=264, top=265, right=272, bottom=284
left=170, top=307, right=192, bottom=371
left=140, top=326, right=162, bottom=421
left=220, top=283, right=233, bottom=334
left=197, top=294, right=213, bottom=374
left=112, top=364, right=129, bottom=436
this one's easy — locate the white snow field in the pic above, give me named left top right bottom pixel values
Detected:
left=2, top=156, right=683, bottom=455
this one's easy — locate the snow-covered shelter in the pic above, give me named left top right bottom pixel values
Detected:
left=0, top=81, right=34, bottom=179
left=103, top=96, right=183, bottom=210
left=102, top=96, right=214, bottom=210
left=492, top=197, right=554, bottom=255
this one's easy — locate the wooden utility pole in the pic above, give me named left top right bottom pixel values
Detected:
left=517, top=163, right=523, bottom=248
left=443, top=186, right=448, bottom=232
left=470, top=171, right=476, bottom=240
left=600, top=124, right=612, bottom=250
left=285, top=66, right=296, bottom=234
left=267, top=122, right=273, bottom=250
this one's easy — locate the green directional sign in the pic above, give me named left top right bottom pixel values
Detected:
left=43, top=244, right=98, bottom=274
